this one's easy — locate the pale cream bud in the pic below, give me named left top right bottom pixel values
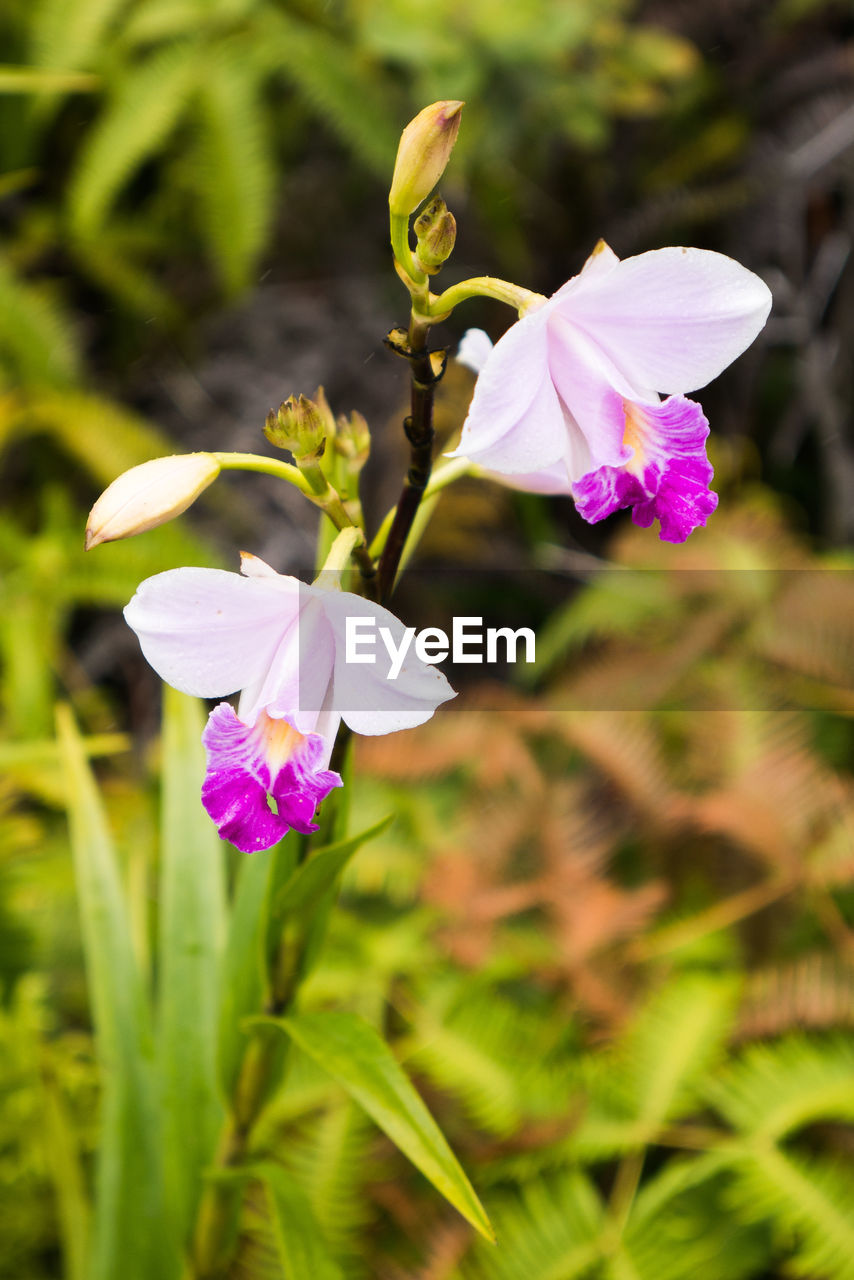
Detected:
left=388, top=101, right=463, bottom=217
left=85, top=453, right=221, bottom=549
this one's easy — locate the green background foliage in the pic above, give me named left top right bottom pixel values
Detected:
left=1, top=0, right=854, bottom=1275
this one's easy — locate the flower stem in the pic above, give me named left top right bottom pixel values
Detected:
left=369, top=455, right=476, bottom=562
left=213, top=451, right=313, bottom=495
left=426, top=276, right=544, bottom=318
left=377, top=322, right=442, bottom=601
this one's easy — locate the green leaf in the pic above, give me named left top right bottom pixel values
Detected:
left=68, top=43, right=198, bottom=238
left=56, top=704, right=179, bottom=1280
left=3, top=390, right=174, bottom=484
left=705, top=1035, right=854, bottom=1140
left=240, top=1162, right=343, bottom=1280
left=732, top=1148, right=854, bottom=1280
left=217, top=846, right=275, bottom=1098
left=192, top=39, right=274, bottom=295
left=463, top=1171, right=603, bottom=1280
left=263, top=1010, right=494, bottom=1241
left=31, top=0, right=133, bottom=73
left=276, top=815, right=393, bottom=919
left=257, top=10, right=399, bottom=176
left=273, top=815, right=393, bottom=988
left=41, top=1067, right=91, bottom=1280
left=0, top=253, right=79, bottom=387
left=0, top=65, right=98, bottom=93
left=157, top=688, right=226, bottom=1245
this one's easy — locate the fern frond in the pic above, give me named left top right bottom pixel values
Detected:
left=704, top=1034, right=854, bottom=1139
left=278, top=1100, right=377, bottom=1272
left=9, top=389, right=173, bottom=485
left=627, top=975, right=737, bottom=1133
left=571, top=975, right=737, bottom=1157
left=731, top=1148, right=854, bottom=1280
left=30, top=0, right=131, bottom=72
left=67, top=42, right=198, bottom=238
left=192, top=38, right=274, bottom=295
left=255, top=9, right=400, bottom=177
left=738, top=953, right=854, bottom=1038
left=620, top=1165, right=770, bottom=1280
left=461, top=1171, right=604, bottom=1280
left=0, top=253, right=78, bottom=387
left=409, top=989, right=571, bottom=1139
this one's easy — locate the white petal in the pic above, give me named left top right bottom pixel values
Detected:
left=238, top=593, right=335, bottom=735
left=561, top=246, right=772, bottom=393
left=552, top=239, right=621, bottom=301
left=449, top=304, right=550, bottom=459
left=124, top=567, right=299, bottom=698
left=486, top=459, right=574, bottom=495
left=320, top=590, right=456, bottom=735
left=455, top=328, right=494, bottom=374
left=452, top=363, right=568, bottom=474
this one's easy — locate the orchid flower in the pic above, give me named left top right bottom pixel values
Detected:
left=451, top=241, right=772, bottom=542
left=124, top=553, right=455, bottom=852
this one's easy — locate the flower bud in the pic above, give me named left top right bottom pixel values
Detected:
left=334, top=410, right=371, bottom=471
left=85, top=453, right=220, bottom=549
left=414, top=196, right=457, bottom=273
left=265, top=394, right=328, bottom=460
left=388, top=101, right=463, bottom=217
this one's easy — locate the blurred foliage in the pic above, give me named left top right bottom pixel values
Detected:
left=0, top=0, right=699, bottom=358
left=2, top=497, right=854, bottom=1277
left=1, top=0, right=853, bottom=1274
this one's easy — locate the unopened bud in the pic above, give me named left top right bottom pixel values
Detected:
left=334, top=410, right=371, bottom=470
left=85, top=453, right=220, bottom=550
left=265, top=394, right=327, bottom=459
left=414, top=196, right=457, bottom=272
left=388, top=101, right=463, bottom=217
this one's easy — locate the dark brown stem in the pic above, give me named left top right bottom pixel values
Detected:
left=377, top=327, right=442, bottom=601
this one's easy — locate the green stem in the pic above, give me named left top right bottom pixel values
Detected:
left=427, top=276, right=544, bottom=318
left=369, top=456, right=476, bottom=561
left=390, top=211, right=427, bottom=288
left=213, top=451, right=312, bottom=495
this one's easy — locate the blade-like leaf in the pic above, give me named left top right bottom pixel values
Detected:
left=158, top=687, right=226, bottom=1244
left=41, top=1065, right=91, bottom=1280
left=263, top=1010, right=494, bottom=1241
left=57, top=704, right=178, bottom=1280
left=275, top=815, right=394, bottom=919
left=217, top=843, right=283, bottom=1098
left=0, top=66, right=98, bottom=93
left=270, top=815, right=392, bottom=990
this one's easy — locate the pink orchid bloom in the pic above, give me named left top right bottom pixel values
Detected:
left=451, top=241, right=772, bottom=542
left=124, top=553, right=455, bottom=853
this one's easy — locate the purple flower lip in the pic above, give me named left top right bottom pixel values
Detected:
left=200, top=706, right=342, bottom=854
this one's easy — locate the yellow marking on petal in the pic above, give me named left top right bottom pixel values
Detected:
left=255, top=711, right=306, bottom=772
left=622, top=401, right=650, bottom=471
left=590, top=238, right=611, bottom=258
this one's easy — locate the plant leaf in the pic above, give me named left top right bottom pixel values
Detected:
left=237, top=1162, right=343, bottom=1280
left=56, top=703, right=178, bottom=1280
left=262, top=1010, right=494, bottom=1241
left=275, top=815, right=393, bottom=920
left=68, top=43, right=198, bottom=238
left=192, top=39, right=274, bottom=295
left=157, top=687, right=226, bottom=1245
